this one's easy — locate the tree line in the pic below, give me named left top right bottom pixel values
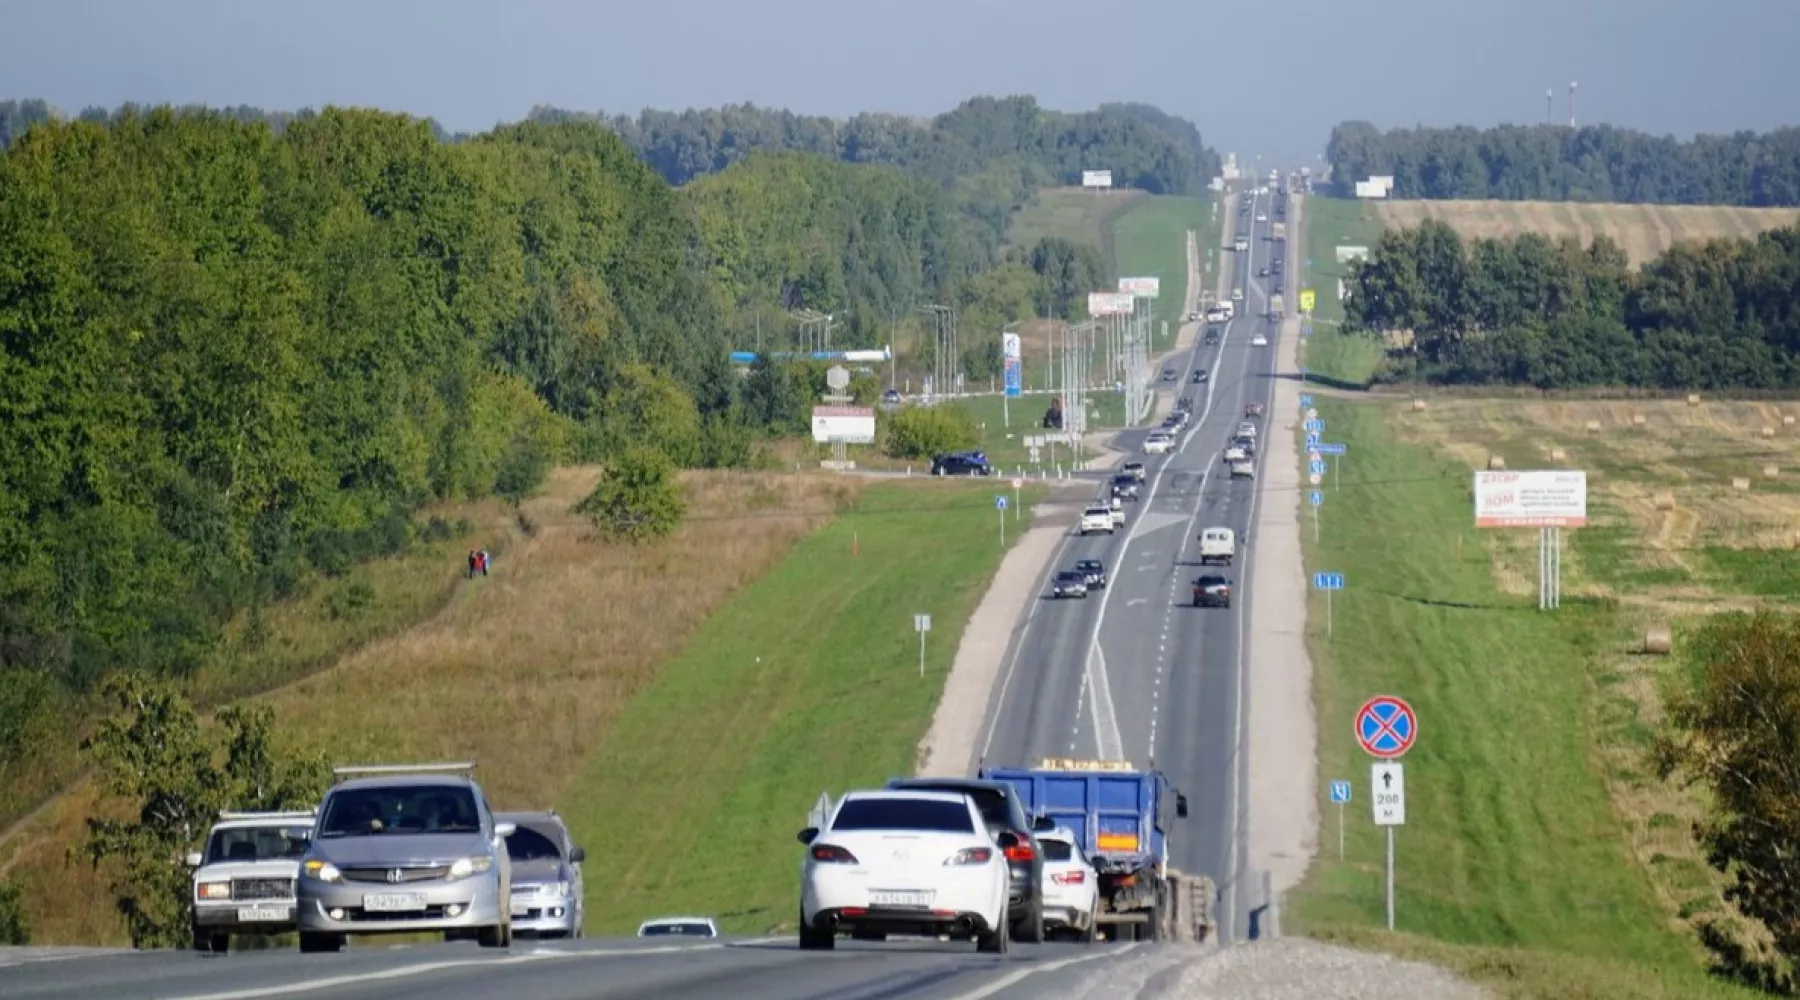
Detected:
left=1326, top=121, right=1800, bottom=205
left=1343, top=219, right=1800, bottom=389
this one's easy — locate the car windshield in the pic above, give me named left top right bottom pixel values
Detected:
left=504, top=825, right=564, bottom=862
left=1039, top=839, right=1076, bottom=862
left=316, top=785, right=481, bottom=837
left=207, top=825, right=311, bottom=863
left=1058, top=572, right=1084, bottom=584
left=1086, top=507, right=1109, bottom=516
left=640, top=922, right=715, bottom=937
left=1077, top=561, right=1101, bottom=572
left=832, top=797, right=975, bottom=833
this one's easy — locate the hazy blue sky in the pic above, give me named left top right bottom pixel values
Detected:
left=4, top=0, right=1796, bottom=167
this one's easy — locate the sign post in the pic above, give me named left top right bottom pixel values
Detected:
left=913, top=613, right=932, bottom=677
left=1309, top=490, right=1323, bottom=542
left=1312, top=571, right=1344, bottom=636
left=1356, top=695, right=1417, bottom=932
left=1329, top=780, right=1351, bottom=860
left=1011, top=478, right=1023, bottom=522
left=995, top=495, right=1009, bottom=547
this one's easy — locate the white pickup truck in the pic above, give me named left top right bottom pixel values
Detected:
left=1198, top=527, right=1236, bottom=566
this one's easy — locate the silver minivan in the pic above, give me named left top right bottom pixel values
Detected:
left=498, top=811, right=586, bottom=939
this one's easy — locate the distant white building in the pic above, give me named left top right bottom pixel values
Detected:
left=1354, top=175, right=1395, bottom=199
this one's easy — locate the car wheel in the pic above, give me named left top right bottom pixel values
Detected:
left=797, top=906, right=835, bottom=950
left=1080, top=916, right=1098, bottom=944
left=298, top=932, right=344, bottom=954
left=976, top=909, right=1010, bottom=954
left=1014, top=899, right=1045, bottom=943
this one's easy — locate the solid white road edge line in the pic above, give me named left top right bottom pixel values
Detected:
left=943, top=942, right=1144, bottom=1000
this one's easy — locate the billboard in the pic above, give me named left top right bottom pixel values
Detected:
left=1081, top=170, right=1113, bottom=189
left=1118, top=276, right=1161, bottom=299
left=1335, top=245, right=1369, bottom=263
left=1087, top=291, right=1135, bottom=316
left=1002, top=332, right=1022, bottom=398
left=1473, top=470, right=1588, bottom=528
left=811, top=405, right=876, bottom=444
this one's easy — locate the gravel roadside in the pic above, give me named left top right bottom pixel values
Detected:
left=1050, top=939, right=1488, bottom=999
left=1245, top=194, right=1319, bottom=902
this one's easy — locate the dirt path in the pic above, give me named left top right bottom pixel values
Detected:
left=1246, top=195, right=1319, bottom=899
left=915, top=486, right=1090, bottom=776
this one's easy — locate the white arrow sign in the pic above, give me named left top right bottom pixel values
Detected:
left=1372, top=762, right=1406, bottom=826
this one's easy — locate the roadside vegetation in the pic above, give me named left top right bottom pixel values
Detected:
left=1113, top=195, right=1213, bottom=347
left=1296, top=196, right=1386, bottom=388
left=1292, top=394, right=1800, bottom=998
left=1374, top=200, right=1800, bottom=267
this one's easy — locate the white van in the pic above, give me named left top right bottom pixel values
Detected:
left=1198, top=527, right=1236, bottom=566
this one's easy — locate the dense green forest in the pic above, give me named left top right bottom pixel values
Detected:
left=1343, top=218, right=1800, bottom=388
left=1326, top=121, right=1800, bottom=205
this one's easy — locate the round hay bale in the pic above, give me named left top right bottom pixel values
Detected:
left=1686, top=393, right=1701, bottom=406
left=1550, top=447, right=1568, bottom=462
left=1411, top=398, right=1427, bottom=412
left=1732, top=477, right=1752, bottom=491
left=1584, top=420, right=1602, bottom=432
left=1763, top=426, right=1776, bottom=438
left=1486, top=455, right=1506, bottom=471
left=1653, top=492, right=1676, bottom=511
left=1786, top=414, right=1797, bottom=427
left=1632, top=414, right=1647, bottom=426
left=1765, top=465, right=1780, bottom=478
left=1643, top=626, right=1673, bottom=655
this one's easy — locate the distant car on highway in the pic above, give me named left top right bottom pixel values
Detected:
left=884, top=777, right=1051, bottom=945
left=1191, top=369, right=1208, bottom=383
left=1111, top=474, right=1140, bottom=500
left=1075, top=558, right=1108, bottom=589
left=1255, top=213, right=1268, bottom=222
left=932, top=451, right=991, bottom=476
left=1223, top=444, right=1248, bottom=464
left=1236, top=421, right=1258, bottom=441
left=1257, top=266, right=1269, bottom=277
left=187, top=810, right=315, bottom=954
left=1143, top=432, right=1174, bottom=455
left=1193, top=574, right=1233, bottom=608
left=1244, top=402, right=1264, bottom=418
left=799, top=789, right=1013, bottom=952
left=1251, top=333, right=1268, bottom=347
left=636, top=916, right=718, bottom=938
left=1036, top=827, right=1099, bottom=942
left=1051, top=570, right=1090, bottom=599
left=1079, top=504, right=1115, bottom=535
left=498, top=810, right=585, bottom=939
left=1230, top=459, right=1255, bottom=479
left=296, top=763, right=514, bottom=953
left=1122, top=461, right=1146, bottom=483
left=1198, top=527, right=1236, bottom=566
left=1162, top=367, right=1177, bottom=380
left=881, top=388, right=902, bottom=405
left=1109, top=497, right=1126, bottom=528
left=1232, top=288, right=1243, bottom=301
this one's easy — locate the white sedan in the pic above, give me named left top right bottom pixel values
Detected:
left=1143, top=433, right=1174, bottom=455
left=1230, top=460, right=1256, bottom=479
left=1037, top=828, right=1100, bottom=941
left=798, top=790, right=1012, bottom=953
left=1251, top=333, right=1268, bottom=347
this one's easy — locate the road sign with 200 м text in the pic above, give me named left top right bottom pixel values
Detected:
left=1371, top=763, right=1405, bottom=825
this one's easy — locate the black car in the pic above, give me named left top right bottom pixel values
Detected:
left=1194, top=574, right=1233, bottom=607
left=931, top=452, right=991, bottom=476
left=885, top=778, right=1050, bottom=942
left=1192, top=369, right=1209, bottom=384
left=1051, top=570, right=1089, bottom=599
left=1111, top=475, right=1140, bottom=500
left=1076, top=558, right=1108, bottom=588
left=881, top=388, right=902, bottom=404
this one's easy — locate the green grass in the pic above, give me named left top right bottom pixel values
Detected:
left=1113, top=195, right=1215, bottom=347
left=1297, top=196, right=1387, bottom=389
left=1005, top=187, right=1146, bottom=259
left=953, top=391, right=1127, bottom=470
left=557, top=481, right=1041, bottom=934
left=1292, top=399, right=1760, bottom=1000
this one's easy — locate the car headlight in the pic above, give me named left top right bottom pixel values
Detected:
left=447, top=855, right=494, bottom=881
left=197, top=880, right=231, bottom=900
left=301, top=860, right=342, bottom=883
left=538, top=880, right=569, bottom=898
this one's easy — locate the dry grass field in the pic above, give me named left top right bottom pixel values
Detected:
left=1392, top=395, right=1800, bottom=958
left=1376, top=199, right=1800, bottom=267
left=0, top=467, right=857, bottom=944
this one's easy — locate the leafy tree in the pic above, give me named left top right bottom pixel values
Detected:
left=1656, top=612, right=1800, bottom=987
left=883, top=405, right=979, bottom=460
left=0, top=879, right=27, bottom=944
left=574, top=448, right=686, bottom=542
left=74, top=673, right=326, bottom=948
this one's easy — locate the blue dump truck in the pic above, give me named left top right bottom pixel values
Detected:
left=979, top=758, right=1213, bottom=942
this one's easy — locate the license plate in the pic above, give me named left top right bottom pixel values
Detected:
left=869, top=890, right=933, bottom=907
left=363, top=893, right=427, bottom=912
left=510, top=901, right=531, bottom=917
left=236, top=905, right=291, bottom=922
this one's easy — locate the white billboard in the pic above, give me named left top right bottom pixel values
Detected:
left=1118, top=276, right=1161, bottom=299
left=1354, top=180, right=1388, bottom=199
left=1336, top=245, right=1369, bottom=263
left=811, top=405, right=876, bottom=444
left=1002, top=332, right=1021, bottom=359
left=1473, top=470, right=1588, bottom=528
left=1081, top=170, right=1113, bottom=189
left=1087, top=291, right=1135, bottom=316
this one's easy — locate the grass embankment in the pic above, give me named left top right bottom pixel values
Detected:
left=1292, top=396, right=1799, bottom=998
left=558, top=480, right=1045, bottom=934
left=1297, top=195, right=1385, bottom=389
left=1005, top=186, right=1146, bottom=259
left=957, top=390, right=1126, bottom=469
left=3, top=467, right=859, bottom=944
left=1113, top=195, right=1214, bottom=348
left=1374, top=200, right=1800, bottom=269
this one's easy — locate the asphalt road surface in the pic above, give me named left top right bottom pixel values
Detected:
left=975, top=184, right=1285, bottom=943
left=0, top=938, right=1147, bottom=1000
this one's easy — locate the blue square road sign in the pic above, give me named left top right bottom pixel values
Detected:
left=1309, top=459, right=1327, bottom=475
left=995, top=496, right=1008, bottom=510
left=1330, top=780, right=1352, bottom=803
left=1309, top=490, right=1324, bottom=506
left=1313, top=572, right=1345, bottom=591
left=1299, top=394, right=1314, bottom=408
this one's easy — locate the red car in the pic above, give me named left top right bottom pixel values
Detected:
left=1244, top=402, right=1265, bottom=418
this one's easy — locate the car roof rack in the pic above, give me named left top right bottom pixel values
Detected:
left=217, top=809, right=316, bottom=821
left=331, top=762, right=476, bottom=783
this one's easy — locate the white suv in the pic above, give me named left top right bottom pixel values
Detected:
left=1036, top=827, right=1099, bottom=941
left=1079, top=505, right=1115, bottom=535
left=187, top=810, right=315, bottom=953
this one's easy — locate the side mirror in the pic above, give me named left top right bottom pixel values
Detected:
left=494, top=822, right=517, bottom=839
left=796, top=827, right=818, bottom=845
left=1032, top=816, right=1056, bottom=832
left=1176, top=795, right=1190, bottom=819
left=569, top=846, right=586, bottom=864
left=184, top=852, right=203, bottom=868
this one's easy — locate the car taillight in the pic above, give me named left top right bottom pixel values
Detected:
left=1002, top=836, right=1035, bottom=863
left=810, top=844, right=858, bottom=864
left=1051, top=871, right=1086, bottom=885
left=945, top=847, right=993, bottom=866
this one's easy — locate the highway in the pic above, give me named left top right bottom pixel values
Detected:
left=975, top=182, right=1286, bottom=943
left=0, top=938, right=1147, bottom=1000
